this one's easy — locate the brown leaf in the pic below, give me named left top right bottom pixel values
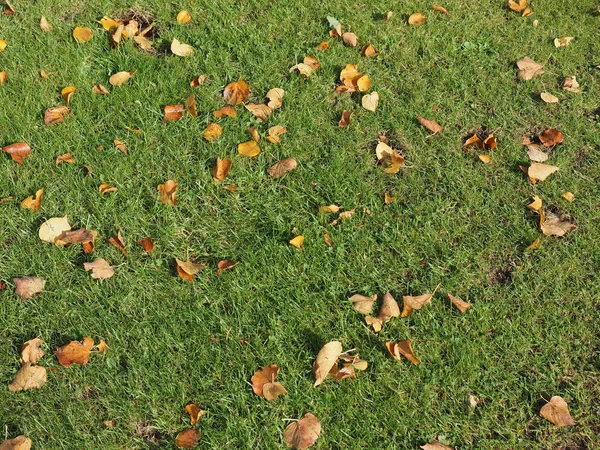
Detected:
left=202, top=123, right=222, bottom=141
left=361, top=44, right=379, bottom=57
left=528, top=163, right=559, bottom=183
left=185, top=94, right=197, bottom=117
left=527, top=146, right=548, bottom=162
left=378, top=290, right=400, bottom=322
left=8, top=364, right=47, bottom=392
left=212, top=105, right=236, bottom=118
left=268, top=158, right=297, bottom=178
left=171, top=38, right=194, bottom=56
left=463, top=134, right=482, bottom=148
left=108, top=229, right=127, bottom=257
left=224, top=80, right=249, bottom=104
left=386, top=340, right=420, bottom=364
left=158, top=180, right=178, bottom=205
left=417, top=117, right=444, bottom=134
left=113, top=139, right=127, bottom=153
left=40, top=16, right=53, bottom=31
left=251, top=365, right=288, bottom=401
left=283, top=413, right=321, bottom=449
left=349, top=294, right=377, bottom=315
left=185, top=404, right=206, bottom=425
left=216, top=260, right=238, bottom=275
left=0, top=435, right=32, bottom=449
left=266, top=125, right=287, bottom=143
left=421, top=442, right=454, bottom=450
left=402, top=293, right=434, bottom=317
left=432, top=5, right=449, bottom=14
left=540, top=396, right=575, bottom=426
left=44, top=106, right=70, bottom=125
left=249, top=126, right=261, bottom=142
left=110, top=24, right=124, bottom=47
left=384, top=193, right=394, bottom=204
left=109, top=71, right=134, bottom=86
left=99, top=183, right=118, bottom=194
left=316, top=41, right=329, bottom=50
left=313, top=340, right=342, bottom=386
left=266, top=88, right=285, bottom=110
left=289, top=235, right=304, bottom=249
left=483, top=134, right=496, bottom=150
left=56, top=152, right=75, bottom=164
left=177, top=10, right=192, bottom=24
left=13, top=277, right=45, bottom=301
left=38, top=216, right=71, bottom=243
left=408, top=13, right=426, bottom=25
left=539, top=128, right=564, bottom=147
left=163, top=104, right=185, bottom=122
left=289, top=56, right=320, bottom=78
left=134, top=34, right=153, bottom=51
left=174, top=428, right=200, bottom=448
left=176, top=258, right=206, bottom=283
left=21, top=189, right=44, bottom=211
left=361, top=91, right=379, bottom=112
left=54, top=228, right=97, bottom=252
left=448, top=294, right=472, bottom=313
left=238, top=140, right=260, bottom=157
left=20, top=338, right=45, bottom=364
left=338, top=110, right=353, bottom=127
left=516, top=57, right=544, bottom=81
left=190, top=75, right=207, bottom=87
left=3, top=142, right=31, bottom=165
left=56, top=337, right=95, bottom=367
left=342, top=32, right=358, bottom=47
left=376, top=142, right=405, bottom=174
left=212, top=157, right=231, bottom=181
left=246, top=103, right=273, bottom=121
left=84, top=258, right=114, bottom=279
left=138, top=237, right=154, bottom=252
left=527, top=238, right=541, bottom=250
left=365, top=315, right=383, bottom=333
left=61, top=85, right=76, bottom=105
left=540, top=211, right=574, bottom=237
left=562, top=76, right=580, bottom=93
left=324, top=232, right=333, bottom=247
left=73, top=26, right=93, bottom=43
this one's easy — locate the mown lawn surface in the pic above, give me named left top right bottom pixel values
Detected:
left=1, top=0, right=600, bottom=448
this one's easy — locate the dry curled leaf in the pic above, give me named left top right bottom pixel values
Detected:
left=84, top=258, right=114, bottom=279
left=432, top=5, right=449, bottom=14
left=554, top=36, right=574, bottom=48
left=158, top=180, right=178, bottom=205
left=113, top=139, right=127, bottom=153
left=540, top=92, right=558, bottom=104
left=478, top=154, right=491, bottom=163
left=289, top=56, right=320, bottom=78
left=96, top=340, right=108, bottom=353
left=0, top=70, right=6, bottom=84
left=73, top=26, right=93, bottom=43
left=3, top=142, right=31, bottom=165
left=13, top=277, right=45, bottom=302
left=185, top=404, right=206, bottom=425
left=109, top=71, right=134, bottom=86
left=402, top=292, right=434, bottom=317
left=284, top=413, right=321, bottom=449
left=0, top=40, right=6, bottom=52
left=238, top=140, right=260, bottom=157
left=246, top=103, right=272, bottom=121
left=266, top=88, right=285, bottom=110
left=0, top=435, right=32, bottom=449
left=508, top=0, right=527, bottom=12
left=289, top=235, right=304, bottom=249
left=44, top=106, right=70, bottom=125
left=171, top=38, right=194, bottom=56
left=324, top=232, right=333, bottom=247
left=540, top=211, right=574, bottom=237
left=421, top=442, right=454, bottom=450
left=21, top=189, right=44, bottom=211
left=408, top=13, right=426, bottom=25
left=376, top=141, right=405, bottom=174
left=338, top=110, right=353, bottom=127
left=539, top=128, right=563, bottom=147
left=386, top=340, right=420, bottom=364
left=417, top=116, right=444, bottom=134
left=342, top=32, right=358, bottom=47
left=378, top=290, right=400, bottom=322
left=138, top=237, right=154, bottom=252
left=448, top=294, right=472, bottom=313
left=176, top=258, right=206, bottom=282
left=61, top=85, right=76, bottom=105
left=268, top=158, right=297, bottom=178
left=190, top=75, right=207, bottom=87
left=562, top=192, right=574, bottom=202
left=39, top=216, right=71, bottom=243
left=163, top=104, right=185, bottom=122
left=56, top=152, right=75, bottom=165
left=8, top=364, right=47, bottom=392
left=40, top=16, right=53, bottom=31
left=540, top=396, right=575, bottom=426
left=56, top=337, right=94, bottom=367
left=516, top=57, right=544, bottom=81
left=175, top=428, right=200, bottom=449
left=319, top=204, right=340, bottom=213
left=248, top=126, right=260, bottom=142
left=108, top=229, right=127, bottom=257
left=362, top=91, right=379, bottom=112
left=99, top=183, right=117, bottom=194
left=562, top=76, right=580, bottom=93
left=216, top=260, right=238, bottom=275
left=266, top=125, right=287, bottom=143
left=212, top=157, right=231, bottom=181
left=251, top=365, right=287, bottom=401
left=202, top=123, right=222, bottom=141
left=177, top=10, right=192, bottom=24
left=313, top=340, right=342, bottom=386
left=213, top=105, right=236, bottom=118
left=528, top=163, right=559, bottom=183
left=224, top=80, right=249, bottom=104
left=361, top=44, right=379, bottom=57
left=185, top=94, right=197, bottom=117
left=20, top=338, right=45, bottom=364
left=350, top=294, right=376, bottom=315
left=316, top=41, right=329, bottom=50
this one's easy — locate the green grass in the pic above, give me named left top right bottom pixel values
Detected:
left=1, top=0, right=600, bottom=448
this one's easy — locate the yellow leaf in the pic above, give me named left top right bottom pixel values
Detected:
left=40, top=16, right=53, bottom=31
left=554, top=36, right=574, bottom=48
left=73, top=27, right=93, bottom=43
left=109, top=71, right=134, bottom=86
left=313, top=341, right=342, bottom=386
left=540, top=92, right=558, bottom=103
left=238, top=140, right=260, bottom=157
left=97, top=16, right=120, bottom=31
left=408, top=13, right=426, bottom=25
left=171, top=38, right=194, bottom=56
left=177, top=10, right=192, bottom=24
left=61, top=86, right=76, bottom=105
left=224, top=80, right=250, bottom=104
left=478, top=154, right=491, bottom=163
left=289, top=235, right=304, bottom=249
left=21, top=189, right=44, bottom=211
left=113, top=139, right=127, bottom=153
left=202, top=123, right=222, bottom=141
left=0, top=40, right=6, bottom=52
left=561, top=192, right=574, bottom=202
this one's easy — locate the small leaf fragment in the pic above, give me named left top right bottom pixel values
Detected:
left=190, top=75, right=207, bottom=87
left=157, top=180, right=178, bottom=205
left=289, top=235, right=304, bottom=249
left=402, top=293, right=434, bottom=317
left=40, top=16, right=53, bottom=31
left=213, top=105, right=236, bottom=118
left=113, top=139, right=127, bottom=153
left=417, top=116, right=443, bottom=134
left=562, top=76, right=580, bottom=93
left=361, top=44, right=379, bottom=57
left=177, top=10, right=192, bottom=24
left=93, top=84, right=109, bottom=95
left=108, top=229, right=127, bottom=257
left=163, top=104, right=185, bottom=122
left=245, top=103, right=272, bottom=121
left=266, top=88, right=285, bottom=109
left=338, top=110, right=353, bottom=127
left=421, top=442, right=454, bottom=450
left=448, top=294, right=472, bottom=313
left=61, top=85, right=76, bottom=105
left=408, top=13, right=426, bottom=25
left=432, top=5, right=449, bottom=15
left=561, top=192, right=574, bottom=202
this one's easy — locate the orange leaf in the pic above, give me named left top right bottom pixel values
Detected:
left=137, top=237, right=154, bottom=253
left=432, top=5, right=449, bottom=14
left=289, top=235, right=304, bottom=249
left=342, top=32, right=358, bottom=47
left=185, top=403, right=206, bottom=425
left=114, top=139, right=127, bottom=153
left=202, top=123, right=222, bottom=141
left=540, top=396, right=575, bottom=426
left=212, top=157, right=231, bottom=181
left=386, top=340, right=420, bottom=364
left=216, top=259, right=238, bottom=275
left=176, top=258, right=206, bottom=283
left=361, top=44, right=379, bottom=57
left=539, top=128, right=564, bottom=147
left=44, top=106, right=70, bottom=125
left=108, top=229, right=127, bottom=256
left=99, top=183, right=118, bottom=194
left=163, top=104, right=185, bottom=122
left=417, top=116, right=444, bottom=134
left=190, top=75, right=207, bottom=87
left=56, top=337, right=95, bottom=367
left=448, top=294, right=472, bottom=313
left=316, top=41, right=329, bottom=50
left=56, top=153, right=75, bottom=165
left=61, top=85, right=76, bottom=105
left=157, top=180, right=178, bottom=205
left=238, top=140, right=260, bottom=157
left=109, top=71, right=134, bottom=86
left=21, top=188, right=44, bottom=211
left=83, top=258, right=114, bottom=279
left=338, top=110, right=353, bottom=127
left=177, top=10, right=192, bottom=24
left=213, top=105, right=236, bottom=118
left=224, top=80, right=249, bottom=104
left=408, top=13, right=426, bottom=25
left=3, top=142, right=31, bottom=164
left=73, top=26, right=93, bottom=43
left=174, top=428, right=200, bottom=449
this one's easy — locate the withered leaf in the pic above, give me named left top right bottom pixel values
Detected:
left=39, top=216, right=71, bottom=243
left=324, top=232, right=333, bottom=247
left=289, top=56, right=320, bottom=78
left=185, top=94, right=197, bottom=117
left=249, top=126, right=261, bottom=142
left=97, top=16, right=119, bottom=31
left=289, top=235, right=304, bottom=249
left=20, top=338, right=45, bottom=364
left=362, top=91, right=379, bottom=112
left=185, top=404, right=206, bottom=425
left=84, top=258, right=114, bottom=279
left=540, top=396, right=575, bottom=426
left=73, top=26, right=93, bottom=43
left=342, top=32, right=358, bottom=47
left=478, top=154, right=491, bottom=164
left=238, top=140, right=260, bottom=157
left=114, top=139, right=127, bottom=153
left=508, top=0, right=527, bottom=12
left=386, top=340, right=420, bottom=364
left=56, top=336, right=95, bottom=367
left=224, top=80, right=250, bottom=104
left=216, top=260, right=238, bottom=275
left=44, top=106, right=70, bottom=125
left=3, top=142, right=31, bottom=164
left=109, top=71, right=134, bottom=86
left=56, top=153, right=75, bottom=165
left=108, top=229, right=127, bottom=256
left=376, top=141, right=404, bottom=174
left=99, top=183, right=117, bottom=195
left=563, top=76, right=580, bottom=93
left=365, top=315, right=383, bottom=333
left=384, top=193, right=394, bottom=204
left=266, top=88, right=285, bottom=109
left=448, top=294, right=472, bottom=313
left=417, top=116, right=444, bottom=134
left=176, top=258, right=206, bottom=283
left=338, top=110, right=353, bottom=127
left=408, top=13, right=426, bottom=25
left=266, top=125, right=287, bottom=143
left=177, top=10, right=192, bottom=24
left=13, top=277, right=45, bottom=301
left=378, top=290, right=400, bottom=322
left=0, top=435, right=32, bottom=449
left=349, top=294, right=376, bottom=315
left=97, top=340, right=108, bottom=353
left=421, top=442, right=454, bottom=450
left=21, top=189, right=44, bottom=211
left=316, top=41, right=329, bottom=50
left=138, top=237, right=154, bottom=252
left=0, top=70, right=6, bottom=84
left=61, top=85, right=76, bottom=105
left=246, top=103, right=272, bottom=121
left=539, top=128, right=563, bottom=147
left=202, top=123, right=222, bottom=141
left=528, top=163, right=559, bottom=183
left=361, top=44, right=379, bottom=57
left=562, top=192, right=574, bottom=202
left=432, top=5, right=449, bottom=14
left=134, top=34, right=153, bottom=50
left=540, top=211, right=574, bottom=237
left=313, top=340, right=342, bottom=386
left=213, top=105, right=236, bottom=118
left=158, top=180, right=178, bottom=205
left=171, top=38, right=194, bottom=57
left=283, top=413, right=321, bottom=449
left=527, top=146, right=548, bottom=162
left=516, top=57, right=544, bottom=81
left=190, top=75, right=207, bottom=87
left=110, top=24, right=124, bottom=47
left=251, top=365, right=287, bottom=401
left=267, top=158, right=297, bottom=178
left=554, top=36, right=574, bottom=48
left=402, top=292, right=434, bottom=317
left=163, top=104, right=185, bottom=122
left=175, top=429, right=200, bottom=449
left=212, top=157, right=231, bottom=181
left=40, top=16, right=53, bottom=31
left=540, top=92, right=558, bottom=104
left=8, top=364, right=47, bottom=392
left=319, top=204, right=340, bottom=213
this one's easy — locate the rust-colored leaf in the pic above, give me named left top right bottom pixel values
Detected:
left=174, top=428, right=200, bottom=448
left=448, top=294, right=472, bottom=313
left=185, top=404, right=206, bottom=425
left=283, top=413, right=321, bottom=449
left=44, top=106, right=70, bottom=125
left=224, top=80, right=249, bottom=104
left=138, top=237, right=154, bottom=252
left=267, top=158, right=297, bottom=178
left=56, top=337, right=95, bottom=367
left=163, top=104, right=185, bottom=122
left=386, top=340, right=420, bottom=364
left=108, top=229, right=127, bottom=257
left=13, top=277, right=45, bottom=301
left=3, top=142, right=31, bottom=164
left=538, top=128, right=564, bottom=147
left=417, top=116, right=444, bottom=134
left=316, top=41, right=329, bottom=50
left=216, top=260, right=238, bottom=275
left=213, top=105, right=236, bottom=118
left=176, top=258, right=206, bottom=283
left=212, top=157, right=231, bottom=181
left=56, top=153, right=75, bottom=165
left=190, top=75, right=207, bottom=87
left=251, top=365, right=287, bottom=401
left=158, top=180, right=178, bottom=205
left=113, top=139, right=127, bottom=153
left=378, top=290, right=400, bottom=322
left=21, top=189, right=44, bottom=211
left=97, top=340, right=108, bottom=353
left=338, top=110, right=353, bottom=127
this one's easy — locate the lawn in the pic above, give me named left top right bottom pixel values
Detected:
left=1, top=0, right=600, bottom=448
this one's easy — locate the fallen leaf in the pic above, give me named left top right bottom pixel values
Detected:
left=539, top=128, right=564, bottom=147
left=109, top=24, right=124, bottom=47
left=54, top=228, right=97, bottom=254
left=265, top=125, right=287, bottom=144
left=516, top=57, right=544, bottom=81
left=342, top=32, right=358, bottom=47
left=289, top=235, right=304, bottom=249
left=478, top=154, right=491, bottom=163
left=96, top=340, right=108, bottom=353
left=224, top=80, right=250, bottom=104
left=385, top=11, right=393, bottom=19
left=554, top=36, right=574, bottom=48
left=222, top=184, right=237, bottom=192
left=163, top=104, right=185, bottom=122
left=212, top=157, right=231, bottom=181
left=528, top=238, right=541, bottom=249
left=527, top=147, right=548, bottom=162
left=248, top=126, right=260, bottom=142
left=44, top=106, right=70, bottom=125
left=319, top=205, right=340, bottom=213
left=3, top=142, right=31, bottom=164
left=562, top=192, right=574, bottom=202
left=268, top=158, right=297, bottom=178
left=171, top=38, right=194, bottom=56
left=376, top=141, right=405, bottom=174
left=540, top=92, right=558, bottom=103
left=324, top=232, right=333, bottom=247
left=138, top=237, right=154, bottom=252
left=177, top=10, right=192, bottom=24
left=40, top=16, right=53, bottom=31
left=102, top=420, right=115, bottom=428
left=213, top=105, right=236, bottom=118
left=174, top=428, right=200, bottom=448
left=541, top=211, right=574, bottom=237
left=113, top=139, right=127, bottom=153
left=73, top=26, right=93, bottom=43
left=313, top=340, right=342, bottom=386
left=176, top=258, right=206, bottom=282
left=39, top=216, right=71, bottom=243
left=528, top=163, right=559, bottom=183
left=21, top=188, right=44, bottom=211
left=0, top=40, right=6, bottom=52
left=108, top=229, right=127, bottom=257
left=61, top=85, right=76, bottom=105
left=448, top=294, right=472, bottom=313
left=361, top=44, right=379, bottom=56
left=316, top=41, right=329, bottom=50
left=109, top=71, right=134, bottom=86
left=378, top=291, right=400, bottom=322
left=362, top=91, right=379, bottom=111
left=238, top=140, right=260, bottom=157
left=365, top=315, right=383, bottom=332
left=408, top=13, right=426, bottom=25
left=384, top=193, right=394, bottom=204
left=350, top=294, right=377, bottom=315
left=185, top=404, right=206, bottom=425
left=483, top=134, right=497, bottom=150
left=20, top=338, right=45, bottom=364
left=289, top=56, right=320, bottom=78
left=134, top=34, right=152, bottom=50
left=83, top=258, right=114, bottom=279
left=327, top=16, right=342, bottom=36
left=0, top=70, right=6, bottom=83
left=158, top=180, right=178, bottom=205
left=99, top=183, right=118, bottom=194
left=417, top=117, right=443, bottom=134
left=338, top=210, right=355, bottom=221
left=97, top=16, right=120, bottom=31
left=56, top=153, right=75, bottom=165
left=283, top=413, right=321, bottom=449
left=421, top=442, right=454, bottom=450
left=202, top=123, right=222, bottom=141
left=338, top=110, right=353, bottom=127
left=190, top=75, right=207, bottom=87
left=508, top=0, right=527, bottom=11
left=540, top=396, right=575, bottom=426
left=386, top=340, right=420, bottom=364
left=266, top=88, right=285, bottom=109
left=216, top=260, right=238, bottom=275
left=245, top=103, right=272, bottom=121
left=8, top=364, right=47, bottom=392
left=527, top=195, right=543, bottom=212
left=56, top=337, right=94, bottom=367
left=13, top=276, right=45, bottom=301
left=562, top=76, right=580, bottom=93
left=432, top=5, right=449, bottom=15
left=357, top=74, right=371, bottom=92
left=402, top=292, right=434, bottom=317
left=186, top=94, right=197, bottom=117
left=251, top=365, right=288, bottom=401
